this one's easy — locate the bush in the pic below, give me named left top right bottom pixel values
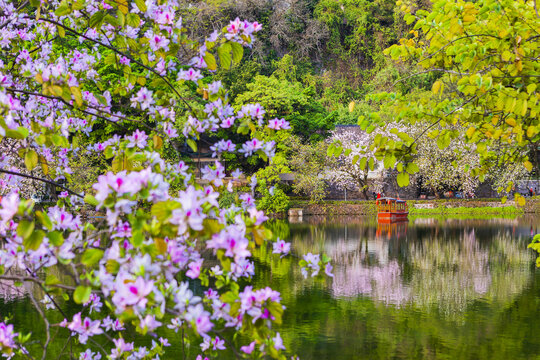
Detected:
left=257, top=187, right=290, bottom=214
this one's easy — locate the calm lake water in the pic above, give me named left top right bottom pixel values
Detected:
left=1, top=215, right=540, bottom=359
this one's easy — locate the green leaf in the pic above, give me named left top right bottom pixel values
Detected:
left=112, top=153, right=132, bottom=173
left=187, top=138, right=197, bottom=152
left=230, top=41, right=244, bottom=64
left=151, top=201, right=181, bottom=222
left=383, top=154, right=396, bottom=169
left=436, top=133, right=451, bottom=149
left=71, top=86, right=83, bottom=107
left=406, top=162, right=419, bottom=174
left=45, top=274, right=60, bottom=286
left=117, top=0, right=128, bottom=14
left=81, top=248, right=104, bottom=267
left=57, top=25, right=66, bottom=38
left=134, top=0, right=147, bottom=12
left=24, top=149, right=38, bottom=171
left=16, top=220, right=35, bottom=240
left=132, top=230, right=144, bottom=247
left=54, top=3, right=71, bottom=16
left=126, top=13, right=141, bottom=28
left=6, top=127, right=29, bottom=140
left=517, top=195, right=526, bottom=207
left=217, top=42, right=232, bottom=70
left=84, top=194, right=99, bottom=206
left=73, top=286, right=92, bottom=304
left=396, top=172, right=410, bottom=187
left=35, top=210, right=53, bottom=230
left=153, top=135, right=163, bottom=150
left=326, top=144, right=334, bottom=157
left=24, top=230, right=45, bottom=251
left=203, top=52, right=217, bottom=71
left=267, top=300, right=283, bottom=325
left=47, top=231, right=64, bottom=247
left=359, top=157, right=367, bottom=170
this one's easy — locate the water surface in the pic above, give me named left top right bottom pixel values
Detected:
left=256, top=215, right=540, bottom=360
left=1, top=215, right=539, bottom=359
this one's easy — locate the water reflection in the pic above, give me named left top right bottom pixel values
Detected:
left=281, top=216, right=536, bottom=314
left=0, top=279, right=28, bottom=301
left=1, top=216, right=539, bottom=360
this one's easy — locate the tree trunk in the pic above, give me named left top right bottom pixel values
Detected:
left=360, top=174, right=369, bottom=200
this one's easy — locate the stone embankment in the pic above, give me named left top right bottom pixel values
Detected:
left=289, top=198, right=540, bottom=216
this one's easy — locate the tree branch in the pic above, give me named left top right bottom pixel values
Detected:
left=0, top=168, right=84, bottom=198
left=27, top=287, right=50, bottom=360
left=26, top=16, right=194, bottom=113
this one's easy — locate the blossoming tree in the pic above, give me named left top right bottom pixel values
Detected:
left=325, top=127, right=387, bottom=199
left=0, top=0, right=331, bottom=359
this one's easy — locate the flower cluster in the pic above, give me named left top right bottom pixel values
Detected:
left=0, top=322, right=17, bottom=357
left=0, top=0, right=333, bottom=358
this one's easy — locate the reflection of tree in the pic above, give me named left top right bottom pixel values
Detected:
left=407, top=229, right=533, bottom=316
left=0, top=279, right=28, bottom=301
left=273, top=219, right=534, bottom=315
left=253, top=218, right=540, bottom=360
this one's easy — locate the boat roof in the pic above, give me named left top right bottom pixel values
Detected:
left=378, top=197, right=407, bottom=203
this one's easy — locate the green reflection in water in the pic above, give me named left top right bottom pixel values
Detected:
left=255, top=215, right=540, bottom=360
left=1, top=216, right=539, bottom=359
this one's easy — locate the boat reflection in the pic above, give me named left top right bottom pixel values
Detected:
left=376, top=221, right=408, bottom=240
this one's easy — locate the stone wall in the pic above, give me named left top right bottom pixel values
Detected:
left=291, top=198, right=540, bottom=215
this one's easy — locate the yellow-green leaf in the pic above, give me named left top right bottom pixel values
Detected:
left=73, top=286, right=92, bottom=304
left=25, top=149, right=38, bottom=170
left=397, top=172, right=410, bottom=187
left=432, top=80, right=441, bottom=95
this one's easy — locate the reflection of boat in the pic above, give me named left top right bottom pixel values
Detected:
left=376, top=221, right=408, bottom=239
left=376, top=198, right=408, bottom=223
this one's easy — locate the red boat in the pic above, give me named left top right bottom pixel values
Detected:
left=376, top=197, right=408, bottom=223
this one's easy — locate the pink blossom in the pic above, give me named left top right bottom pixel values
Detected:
left=272, top=239, right=291, bottom=256
left=83, top=293, right=103, bottom=314
left=0, top=192, right=19, bottom=224
left=79, top=349, right=101, bottom=360
left=130, top=87, right=155, bottom=110
left=139, top=314, right=162, bottom=331
left=240, top=341, right=256, bottom=354
left=177, top=68, right=203, bottom=82
left=239, top=138, right=263, bottom=157
left=325, top=262, right=334, bottom=278
left=267, top=118, right=291, bottom=130
left=207, top=80, right=221, bottom=94
left=0, top=322, right=17, bottom=352
left=48, top=206, right=80, bottom=231
left=272, top=332, right=285, bottom=351
left=111, top=276, right=154, bottom=312
left=186, top=304, right=213, bottom=336
left=126, top=129, right=148, bottom=149
left=201, top=161, right=226, bottom=187
left=186, top=259, right=203, bottom=279
left=64, top=313, right=103, bottom=344
left=111, top=338, right=134, bottom=358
